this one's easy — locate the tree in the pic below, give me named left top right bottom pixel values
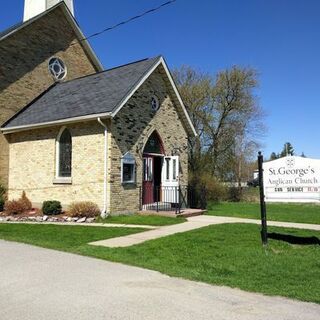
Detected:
left=173, top=65, right=266, bottom=184
left=270, top=152, right=278, bottom=160
left=280, top=142, right=294, bottom=157
left=301, top=152, right=306, bottom=158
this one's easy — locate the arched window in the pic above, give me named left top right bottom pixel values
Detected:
left=56, top=128, right=72, bottom=178
left=143, top=131, right=164, bottom=155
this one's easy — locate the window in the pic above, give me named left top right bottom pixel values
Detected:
left=165, top=158, right=170, bottom=181
left=143, top=158, right=153, bottom=181
left=151, top=95, right=160, bottom=112
left=48, top=57, right=67, bottom=81
left=56, top=128, right=72, bottom=178
left=172, top=159, right=177, bottom=181
left=121, top=152, right=136, bottom=184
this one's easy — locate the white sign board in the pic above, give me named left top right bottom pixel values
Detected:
left=263, top=156, right=320, bottom=203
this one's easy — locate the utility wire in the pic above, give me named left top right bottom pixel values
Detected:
left=71, top=0, right=177, bottom=46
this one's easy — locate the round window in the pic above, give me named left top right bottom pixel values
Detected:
left=151, top=96, right=160, bottom=112
left=48, top=57, right=67, bottom=81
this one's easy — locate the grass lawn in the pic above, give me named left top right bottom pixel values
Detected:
left=0, top=223, right=319, bottom=303
left=0, top=224, right=144, bottom=251
left=96, top=214, right=187, bottom=226
left=207, top=202, right=320, bottom=224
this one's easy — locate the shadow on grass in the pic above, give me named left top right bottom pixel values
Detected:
left=268, top=232, right=320, bottom=245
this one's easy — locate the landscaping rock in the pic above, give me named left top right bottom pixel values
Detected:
left=42, top=215, right=48, bottom=222
left=86, top=218, right=95, bottom=223
left=77, top=217, right=86, bottom=223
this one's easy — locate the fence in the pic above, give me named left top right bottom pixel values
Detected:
left=139, top=185, right=207, bottom=214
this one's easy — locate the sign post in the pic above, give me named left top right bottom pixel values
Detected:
left=258, top=151, right=268, bottom=245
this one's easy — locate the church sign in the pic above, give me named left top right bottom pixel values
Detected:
left=263, top=156, right=320, bottom=203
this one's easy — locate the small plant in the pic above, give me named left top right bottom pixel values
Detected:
left=0, top=182, right=6, bottom=212
left=68, top=201, right=100, bottom=218
left=228, top=186, right=243, bottom=202
left=0, top=198, right=4, bottom=212
left=42, top=200, right=62, bottom=215
left=4, top=191, right=32, bottom=215
left=4, top=199, right=26, bottom=215
left=20, top=191, right=32, bottom=211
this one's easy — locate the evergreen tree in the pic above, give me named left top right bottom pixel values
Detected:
left=280, top=142, right=294, bottom=157
left=301, top=152, right=306, bottom=158
left=270, top=152, right=278, bottom=160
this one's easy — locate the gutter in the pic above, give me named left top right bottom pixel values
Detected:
left=97, top=117, right=109, bottom=217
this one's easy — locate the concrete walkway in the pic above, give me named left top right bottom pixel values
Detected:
left=1, top=240, right=319, bottom=320
left=90, top=215, right=320, bottom=248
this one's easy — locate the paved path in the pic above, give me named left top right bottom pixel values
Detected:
left=90, top=215, right=320, bottom=247
left=0, top=240, right=319, bottom=320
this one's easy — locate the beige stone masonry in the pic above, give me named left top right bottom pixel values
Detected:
left=0, top=6, right=98, bottom=186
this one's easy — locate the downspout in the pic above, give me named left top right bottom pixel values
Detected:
left=97, top=117, right=108, bottom=218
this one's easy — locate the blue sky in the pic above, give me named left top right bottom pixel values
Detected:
left=1, top=0, right=319, bottom=159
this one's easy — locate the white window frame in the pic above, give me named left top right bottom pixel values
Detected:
left=121, top=152, right=136, bottom=184
left=54, top=126, right=72, bottom=184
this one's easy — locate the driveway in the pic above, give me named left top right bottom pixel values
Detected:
left=0, top=240, right=319, bottom=320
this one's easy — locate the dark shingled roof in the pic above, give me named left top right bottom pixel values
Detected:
left=2, top=56, right=161, bottom=128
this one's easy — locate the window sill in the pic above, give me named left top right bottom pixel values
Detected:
left=122, top=181, right=136, bottom=185
left=53, top=177, right=72, bottom=185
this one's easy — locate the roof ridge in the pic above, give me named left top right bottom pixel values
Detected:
left=61, top=55, right=162, bottom=84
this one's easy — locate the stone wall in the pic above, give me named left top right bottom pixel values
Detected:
left=7, top=121, right=105, bottom=209
left=0, top=6, right=98, bottom=186
left=109, top=67, right=189, bottom=214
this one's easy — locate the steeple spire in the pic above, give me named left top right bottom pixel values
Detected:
left=23, top=0, right=74, bottom=22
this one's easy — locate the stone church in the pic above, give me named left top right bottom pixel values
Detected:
left=0, top=0, right=196, bottom=214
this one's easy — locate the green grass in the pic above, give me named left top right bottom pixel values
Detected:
left=0, top=224, right=144, bottom=251
left=207, top=202, right=320, bottom=224
left=96, top=214, right=187, bottom=226
left=0, top=223, right=319, bottom=303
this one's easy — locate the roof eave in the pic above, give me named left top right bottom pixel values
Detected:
left=1, top=112, right=112, bottom=134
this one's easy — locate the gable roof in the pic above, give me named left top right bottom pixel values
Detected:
left=0, top=2, right=103, bottom=72
left=1, top=56, right=197, bottom=137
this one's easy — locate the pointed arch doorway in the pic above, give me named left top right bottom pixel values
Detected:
left=142, top=131, right=179, bottom=207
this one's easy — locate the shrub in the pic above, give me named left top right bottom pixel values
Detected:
left=42, top=201, right=62, bottom=215
left=20, top=191, right=32, bottom=211
left=4, top=191, right=32, bottom=215
left=4, top=199, right=26, bottom=215
left=227, top=186, right=243, bottom=202
left=189, top=172, right=227, bottom=202
left=0, top=182, right=6, bottom=212
left=68, top=201, right=100, bottom=218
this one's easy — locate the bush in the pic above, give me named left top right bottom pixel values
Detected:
left=20, top=191, right=32, bottom=211
left=4, top=199, right=26, bottom=215
left=0, top=182, right=6, bottom=212
left=227, top=186, right=243, bottom=202
left=42, top=201, right=62, bottom=215
left=189, top=172, right=227, bottom=202
left=4, top=191, right=32, bottom=215
left=68, top=201, right=100, bottom=218
left=0, top=198, right=4, bottom=212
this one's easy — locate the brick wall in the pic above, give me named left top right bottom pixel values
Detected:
left=109, top=67, right=189, bottom=214
left=0, top=6, right=98, bottom=186
left=7, top=121, right=105, bottom=209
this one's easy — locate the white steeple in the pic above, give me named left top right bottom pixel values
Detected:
left=23, top=0, right=74, bottom=22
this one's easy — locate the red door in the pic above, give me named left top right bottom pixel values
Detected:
left=143, top=157, right=154, bottom=205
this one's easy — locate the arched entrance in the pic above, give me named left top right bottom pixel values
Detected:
left=142, top=131, right=165, bottom=205
left=142, top=131, right=180, bottom=208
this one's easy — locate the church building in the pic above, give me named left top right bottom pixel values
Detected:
left=0, top=0, right=197, bottom=215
